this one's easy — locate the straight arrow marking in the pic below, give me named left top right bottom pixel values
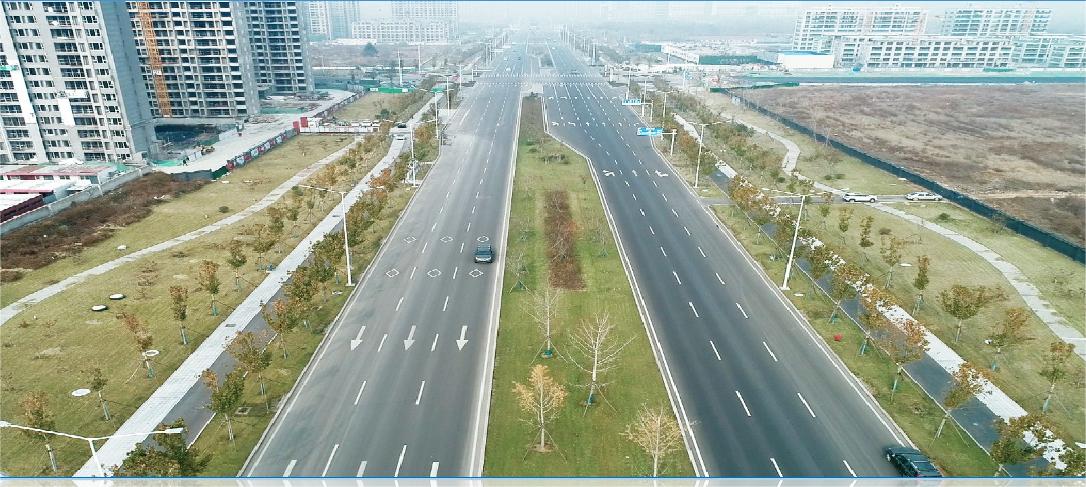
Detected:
left=457, top=325, right=469, bottom=350
left=350, top=325, right=367, bottom=351
left=404, top=325, right=417, bottom=350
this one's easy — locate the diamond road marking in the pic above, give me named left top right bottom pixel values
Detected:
left=403, top=236, right=417, bottom=243
left=427, top=269, right=442, bottom=278
left=386, top=269, right=400, bottom=278
left=469, top=269, right=484, bottom=278
left=440, top=235, right=453, bottom=243
left=477, top=236, right=490, bottom=243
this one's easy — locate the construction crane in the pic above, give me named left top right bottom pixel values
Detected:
left=135, top=2, right=172, bottom=117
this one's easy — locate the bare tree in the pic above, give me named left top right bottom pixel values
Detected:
left=987, top=307, right=1031, bottom=371
left=512, top=364, right=567, bottom=453
left=509, top=252, right=529, bottom=291
left=936, top=362, right=988, bottom=438
left=567, top=313, right=632, bottom=407
left=1039, top=341, right=1074, bottom=413
left=528, top=287, right=563, bottom=358
left=623, top=404, right=684, bottom=477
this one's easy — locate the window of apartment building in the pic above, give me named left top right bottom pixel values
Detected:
left=7, top=2, right=32, bottom=10
left=6, top=130, right=31, bottom=139
left=47, top=151, right=74, bottom=159
left=13, top=28, right=40, bottom=36
left=42, top=128, right=68, bottom=136
left=16, top=42, right=44, bottom=50
left=0, top=105, right=22, bottom=114
left=24, top=67, right=52, bottom=76
left=82, top=15, right=98, bottom=24
left=46, top=139, right=71, bottom=148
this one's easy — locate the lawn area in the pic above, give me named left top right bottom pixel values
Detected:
left=697, top=91, right=921, bottom=196
left=0, top=136, right=389, bottom=476
left=191, top=185, right=417, bottom=475
left=483, top=95, right=691, bottom=476
left=1, top=135, right=357, bottom=307
left=334, top=92, right=399, bottom=120
left=799, top=203, right=1084, bottom=445
left=711, top=204, right=998, bottom=477
left=889, top=202, right=1085, bottom=335
left=647, top=135, right=725, bottom=200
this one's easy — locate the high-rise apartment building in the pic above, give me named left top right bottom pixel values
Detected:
left=351, top=0, right=458, bottom=44
left=328, top=1, right=365, bottom=40
left=302, top=1, right=329, bottom=40
left=792, top=7, right=928, bottom=51
left=245, top=1, right=312, bottom=95
left=941, top=8, right=1050, bottom=37
left=0, top=1, right=154, bottom=164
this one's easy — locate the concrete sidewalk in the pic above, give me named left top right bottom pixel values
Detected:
left=74, top=95, right=441, bottom=477
left=0, top=139, right=363, bottom=327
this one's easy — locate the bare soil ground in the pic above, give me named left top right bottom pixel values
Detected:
left=740, top=84, right=1086, bottom=243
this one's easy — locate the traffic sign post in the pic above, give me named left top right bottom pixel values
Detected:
left=622, top=98, right=642, bottom=106
left=636, top=127, right=664, bottom=137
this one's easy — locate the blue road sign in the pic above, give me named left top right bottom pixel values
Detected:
left=622, top=98, right=642, bottom=106
left=637, top=127, right=664, bottom=136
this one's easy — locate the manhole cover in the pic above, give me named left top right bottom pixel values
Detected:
left=108, top=293, right=125, bottom=300
left=386, top=269, right=400, bottom=278
left=91, top=304, right=108, bottom=312
left=403, top=236, right=417, bottom=243
left=477, top=236, right=490, bottom=243
left=440, top=236, right=453, bottom=243
left=427, top=269, right=442, bottom=278
left=469, top=269, right=484, bottom=278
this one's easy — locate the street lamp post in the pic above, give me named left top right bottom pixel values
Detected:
left=0, top=420, right=184, bottom=477
left=781, top=193, right=807, bottom=291
left=695, top=121, right=727, bottom=189
left=298, top=184, right=353, bottom=287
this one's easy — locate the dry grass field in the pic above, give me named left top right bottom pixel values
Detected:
left=739, top=84, right=1086, bottom=243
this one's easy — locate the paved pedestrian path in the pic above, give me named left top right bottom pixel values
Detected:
left=74, top=95, right=441, bottom=476
left=0, top=139, right=364, bottom=327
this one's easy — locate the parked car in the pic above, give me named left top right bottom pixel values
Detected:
left=474, top=244, right=494, bottom=264
left=906, top=191, right=943, bottom=201
left=842, top=192, right=878, bottom=203
left=886, top=446, right=942, bottom=478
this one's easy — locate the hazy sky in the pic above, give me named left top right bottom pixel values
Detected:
left=457, top=1, right=1085, bottom=34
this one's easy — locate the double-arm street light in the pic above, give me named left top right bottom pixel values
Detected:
left=0, top=420, right=184, bottom=477
left=695, top=120, right=729, bottom=189
left=297, top=184, right=353, bottom=287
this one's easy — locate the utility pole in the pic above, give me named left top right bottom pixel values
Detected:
left=397, top=52, right=403, bottom=86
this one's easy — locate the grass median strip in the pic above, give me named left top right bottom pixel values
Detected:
left=483, top=95, right=692, bottom=476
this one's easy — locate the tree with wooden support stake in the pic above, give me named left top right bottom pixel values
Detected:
left=566, top=313, right=631, bottom=408
left=512, top=364, right=567, bottom=453
left=936, top=362, right=988, bottom=439
left=201, top=368, right=245, bottom=446
left=624, top=404, right=684, bottom=477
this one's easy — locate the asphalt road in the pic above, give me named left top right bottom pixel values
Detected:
left=242, top=44, right=529, bottom=478
left=541, top=41, right=907, bottom=477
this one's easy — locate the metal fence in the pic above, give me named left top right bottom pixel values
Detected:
left=722, top=88, right=1086, bottom=263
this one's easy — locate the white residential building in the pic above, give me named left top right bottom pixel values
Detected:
left=302, top=1, right=329, bottom=40
left=1011, top=35, right=1085, bottom=68
left=0, top=1, right=154, bottom=164
left=350, top=18, right=451, bottom=45
left=828, top=35, right=1014, bottom=69
left=245, top=1, right=312, bottom=95
left=792, top=7, right=927, bottom=52
left=941, top=7, right=1050, bottom=37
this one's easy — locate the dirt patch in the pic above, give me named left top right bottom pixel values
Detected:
left=543, top=190, right=584, bottom=289
left=0, top=173, right=205, bottom=273
left=739, top=84, right=1086, bottom=243
left=983, top=195, right=1086, bottom=243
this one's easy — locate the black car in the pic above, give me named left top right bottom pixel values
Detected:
left=886, top=446, right=942, bottom=477
left=474, top=244, right=494, bottom=264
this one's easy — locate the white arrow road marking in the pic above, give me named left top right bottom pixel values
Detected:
left=415, top=380, right=426, bottom=405
left=395, top=445, right=407, bottom=477
left=321, top=444, right=339, bottom=477
left=770, top=458, right=782, bottom=477
left=736, top=391, right=752, bottom=417
left=357, top=461, right=367, bottom=476
left=350, top=326, right=367, bottom=351
left=457, top=325, right=469, bottom=350
left=763, top=341, right=779, bottom=362
left=404, top=325, right=417, bottom=350
left=354, top=381, right=367, bottom=405
left=798, top=392, right=816, bottom=418
left=284, top=459, right=296, bottom=476
left=430, top=461, right=440, bottom=477
left=710, top=340, right=722, bottom=361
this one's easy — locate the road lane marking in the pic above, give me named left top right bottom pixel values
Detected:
left=671, top=208, right=678, bottom=217
left=698, top=246, right=706, bottom=258
left=475, top=191, right=480, bottom=199
left=443, top=295, right=450, bottom=311
left=639, top=208, right=645, bottom=216
left=763, top=341, right=779, bottom=362
left=467, top=222, right=471, bottom=232
left=430, top=461, right=440, bottom=477
left=798, top=392, right=816, bottom=418
left=632, top=193, right=637, bottom=201
left=460, top=242, right=465, bottom=253
left=662, top=194, right=668, bottom=203
left=421, top=242, right=428, bottom=254
left=357, top=461, right=368, bottom=476
left=684, top=226, right=691, bottom=236
left=472, top=205, right=476, bottom=214
left=410, top=266, right=417, bottom=279
left=431, top=223, right=437, bottom=232
left=688, top=302, right=699, bottom=318
left=716, top=273, right=726, bottom=285
left=396, top=297, right=404, bottom=311
left=672, top=271, right=682, bottom=285
left=321, top=443, right=339, bottom=477
left=354, top=381, right=367, bottom=405
left=659, top=246, right=667, bottom=257
left=770, top=458, right=782, bottom=477
left=431, top=333, right=440, bottom=351
left=378, top=333, right=388, bottom=352
left=735, top=391, right=751, bottom=417
left=624, top=180, right=630, bottom=187
left=652, top=180, right=658, bottom=187
left=843, top=460, right=856, bottom=477
left=415, top=380, right=427, bottom=405
left=710, top=340, right=722, bottom=361
left=452, top=267, right=459, bottom=279
left=395, top=445, right=407, bottom=477
left=736, top=303, right=748, bottom=318
left=284, top=459, right=296, bottom=476
left=649, top=226, right=655, bottom=235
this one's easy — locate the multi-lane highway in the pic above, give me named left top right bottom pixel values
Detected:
left=539, top=41, right=907, bottom=477
left=243, top=43, right=529, bottom=477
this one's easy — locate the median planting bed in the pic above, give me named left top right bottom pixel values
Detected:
left=484, top=95, right=691, bottom=476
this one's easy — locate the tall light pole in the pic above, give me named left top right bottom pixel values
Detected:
left=298, top=184, right=353, bottom=286
left=658, top=89, right=678, bottom=121
left=695, top=121, right=727, bottom=189
left=781, top=193, right=808, bottom=291
left=0, top=420, right=184, bottom=477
